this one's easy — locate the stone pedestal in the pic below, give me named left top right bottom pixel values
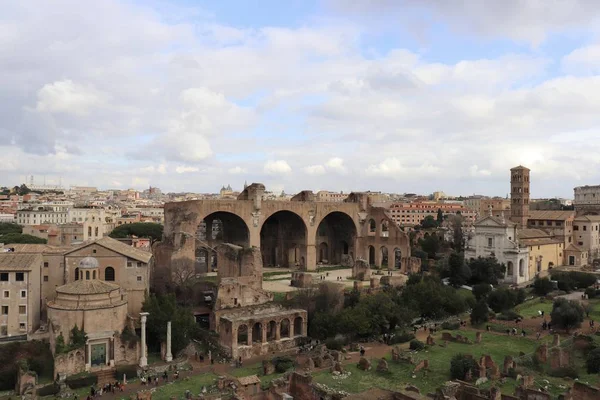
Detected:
left=139, top=312, right=149, bottom=367
left=166, top=321, right=173, bottom=362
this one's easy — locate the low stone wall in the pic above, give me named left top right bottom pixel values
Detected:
left=140, top=357, right=188, bottom=376
left=54, top=348, right=86, bottom=377
left=237, top=337, right=301, bottom=360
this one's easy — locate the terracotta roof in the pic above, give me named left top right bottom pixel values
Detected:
left=518, top=229, right=552, bottom=239
left=528, top=210, right=575, bottom=220
left=520, top=238, right=563, bottom=246
left=0, top=253, right=42, bottom=271
left=66, top=237, right=152, bottom=263
left=237, top=375, right=261, bottom=386
left=474, top=215, right=515, bottom=227
left=574, top=215, right=600, bottom=222
left=56, top=279, right=121, bottom=295
left=565, top=244, right=586, bottom=253
left=10, top=243, right=72, bottom=254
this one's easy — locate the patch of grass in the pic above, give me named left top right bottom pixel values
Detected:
left=147, top=352, right=162, bottom=365
left=514, top=298, right=553, bottom=318
left=150, top=373, right=219, bottom=400
left=198, top=275, right=218, bottom=284
left=264, top=275, right=291, bottom=281
left=263, top=271, right=291, bottom=278
left=229, top=362, right=289, bottom=389
left=270, top=292, right=288, bottom=303
left=316, top=265, right=351, bottom=273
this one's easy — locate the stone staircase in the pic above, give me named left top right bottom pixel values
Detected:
left=95, top=369, right=116, bottom=386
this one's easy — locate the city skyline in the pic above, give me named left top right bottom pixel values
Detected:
left=3, top=1, right=600, bottom=197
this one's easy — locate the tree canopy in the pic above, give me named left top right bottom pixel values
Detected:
left=420, top=215, right=439, bottom=229
left=109, top=222, right=163, bottom=243
left=550, top=298, right=584, bottom=333
left=0, top=233, right=46, bottom=244
left=448, top=252, right=471, bottom=287
left=0, top=223, right=22, bottom=235
left=419, top=234, right=440, bottom=259
left=467, top=256, right=506, bottom=285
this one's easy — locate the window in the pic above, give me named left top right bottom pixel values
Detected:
left=584, top=226, right=587, bottom=231
left=20, top=290, right=26, bottom=298
left=15, top=273, right=24, bottom=282
left=43, top=262, right=49, bottom=268
left=0, top=273, right=7, bottom=282
left=92, top=249, right=97, bottom=254
left=104, top=267, right=115, bottom=281
left=19, top=323, right=26, bottom=331
left=574, top=225, right=579, bottom=231
left=136, top=262, right=142, bottom=268
left=43, top=275, right=48, bottom=282
left=3, top=291, right=8, bottom=298
left=85, top=271, right=90, bottom=280
left=127, top=261, right=132, bottom=268
left=487, top=238, right=493, bottom=247
left=137, top=276, right=142, bottom=281
left=19, top=305, right=26, bottom=315
left=1, top=306, right=7, bottom=315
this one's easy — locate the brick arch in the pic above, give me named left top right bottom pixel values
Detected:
left=260, top=210, right=308, bottom=268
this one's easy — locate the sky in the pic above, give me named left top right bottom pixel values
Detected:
left=2, top=0, right=600, bottom=198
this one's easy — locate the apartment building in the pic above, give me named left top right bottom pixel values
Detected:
left=573, top=215, right=600, bottom=260
left=0, top=253, right=42, bottom=336
left=316, top=191, right=348, bottom=202
left=16, top=207, right=69, bottom=225
left=388, top=201, right=477, bottom=227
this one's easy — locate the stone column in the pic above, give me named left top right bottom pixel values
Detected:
left=262, top=323, right=267, bottom=343
left=139, top=312, right=149, bottom=367
left=275, top=322, right=281, bottom=341
left=166, top=321, right=173, bottom=362
left=86, top=342, right=91, bottom=371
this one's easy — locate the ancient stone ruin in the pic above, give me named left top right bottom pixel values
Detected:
left=441, top=332, right=471, bottom=344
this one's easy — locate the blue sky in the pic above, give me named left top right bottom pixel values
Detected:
left=2, top=0, right=600, bottom=197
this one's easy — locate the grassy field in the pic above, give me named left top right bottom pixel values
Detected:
left=229, top=362, right=290, bottom=389
left=312, top=329, right=591, bottom=397
left=515, top=298, right=553, bottom=318
left=150, top=373, right=219, bottom=400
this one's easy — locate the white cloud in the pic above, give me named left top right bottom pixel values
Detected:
left=264, top=160, right=292, bottom=175
left=469, top=165, right=492, bottom=177
left=36, top=80, right=106, bottom=116
left=175, top=165, right=200, bottom=174
left=562, top=44, right=600, bottom=73
left=325, top=157, right=346, bottom=173
left=303, top=165, right=326, bottom=175
left=228, top=166, right=247, bottom=174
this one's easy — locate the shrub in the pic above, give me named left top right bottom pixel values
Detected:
left=507, top=367, right=518, bottom=379
left=390, top=332, right=415, bottom=344
left=115, top=365, right=138, bottom=380
left=586, top=348, right=600, bottom=373
left=325, top=338, right=343, bottom=351
left=548, top=366, right=579, bottom=379
left=272, top=356, right=294, bottom=373
left=450, top=354, right=478, bottom=380
left=551, top=271, right=596, bottom=292
left=551, top=298, right=584, bottom=333
left=441, top=321, right=460, bottom=330
left=472, top=283, right=492, bottom=301
left=65, top=373, right=97, bottom=389
left=470, top=300, right=489, bottom=325
left=496, top=310, right=522, bottom=321
left=533, top=277, right=554, bottom=296
left=487, top=288, right=518, bottom=312
left=409, top=339, right=425, bottom=351
left=585, top=287, right=597, bottom=299
left=37, top=383, right=60, bottom=397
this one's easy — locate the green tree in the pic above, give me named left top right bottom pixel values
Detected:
left=0, top=233, right=46, bottom=244
left=449, top=252, right=471, bottom=287
left=470, top=300, right=490, bottom=325
left=419, top=234, right=440, bottom=259
left=0, top=223, right=22, bottom=235
left=109, top=222, right=163, bottom=243
left=406, top=274, right=422, bottom=286
left=436, top=208, right=444, bottom=225
left=586, top=348, right=600, bottom=373
left=420, top=215, right=438, bottom=229
left=69, top=325, right=87, bottom=348
left=401, top=276, right=470, bottom=319
left=142, top=293, right=199, bottom=354
left=533, top=277, right=554, bottom=296
left=468, top=256, right=506, bottom=285
left=448, top=214, right=465, bottom=251
left=487, top=288, right=517, bottom=312
left=472, top=283, right=492, bottom=301
left=450, top=354, right=478, bottom=380
left=550, top=298, right=584, bottom=333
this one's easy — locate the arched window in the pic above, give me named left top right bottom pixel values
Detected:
left=368, top=219, right=376, bottom=235
left=294, top=317, right=303, bottom=336
left=105, top=267, right=115, bottom=281
left=519, top=259, right=525, bottom=277
left=85, top=271, right=90, bottom=280
left=381, top=220, right=389, bottom=237
left=74, top=267, right=79, bottom=281
left=92, top=270, right=96, bottom=279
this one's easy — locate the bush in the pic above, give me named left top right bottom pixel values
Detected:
left=470, top=300, right=489, bottom=325
left=390, top=331, right=415, bottom=344
left=551, top=271, right=596, bottom=292
left=325, top=338, right=343, bottom=351
left=37, top=383, right=60, bottom=397
left=65, top=373, right=97, bottom=389
left=450, top=354, right=478, bottom=380
left=551, top=298, right=584, bottom=332
left=497, top=310, right=523, bottom=321
left=533, top=277, right=554, bottom=296
left=116, top=365, right=137, bottom=380
left=472, top=283, right=492, bottom=301
left=441, top=321, right=460, bottom=330
left=487, top=288, right=517, bottom=312
left=586, top=348, right=600, bottom=373
left=409, top=339, right=425, bottom=351
left=507, top=367, right=518, bottom=379
left=272, top=356, right=294, bottom=373
left=548, top=366, right=579, bottom=379
left=585, top=287, right=597, bottom=299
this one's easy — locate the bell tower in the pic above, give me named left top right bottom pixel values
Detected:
left=510, top=165, right=530, bottom=227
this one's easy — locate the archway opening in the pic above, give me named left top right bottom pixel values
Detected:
left=74, top=267, right=79, bottom=281
left=195, top=212, right=250, bottom=273
left=318, top=242, right=329, bottom=263
left=260, top=211, right=307, bottom=268
left=294, top=317, right=303, bottom=336
left=105, top=266, right=115, bottom=281
left=252, top=322, right=262, bottom=344
left=381, top=220, right=389, bottom=237
left=267, top=320, right=277, bottom=341
left=519, top=259, right=525, bottom=277
left=394, top=248, right=402, bottom=269
left=237, top=325, right=249, bottom=346
left=315, top=212, right=357, bottom=265
left=368, top=219, right=377, bottom=236
left=381, top=247, right=388, bottom=267
left=507, top=261, right=514, bottom=276
left=280, top=319, right=290, bottom=338
left=368, top=245, right=375, bottom=266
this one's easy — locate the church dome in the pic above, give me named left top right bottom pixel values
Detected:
left=78, top=256, right=99, bottom=269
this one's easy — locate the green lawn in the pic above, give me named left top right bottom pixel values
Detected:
left=150, top=373, right=219, bottom=400
left=229, top=362, right=290, bottom=389
left=515, top=298, right=553, bottom=318
left=313, top=329, right=576, bottom=397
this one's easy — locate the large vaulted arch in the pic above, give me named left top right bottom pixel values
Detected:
left=315, top=212, right=357, bottom=265
left=260, top=211, right=307, bottom=268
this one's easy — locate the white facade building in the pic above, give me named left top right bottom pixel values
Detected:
left=16, top=208, right=69, bottom=226
left=464, top=213, right=530, bottom=284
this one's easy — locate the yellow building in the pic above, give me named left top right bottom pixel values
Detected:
left=518, top=229, right=563, bottom=278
